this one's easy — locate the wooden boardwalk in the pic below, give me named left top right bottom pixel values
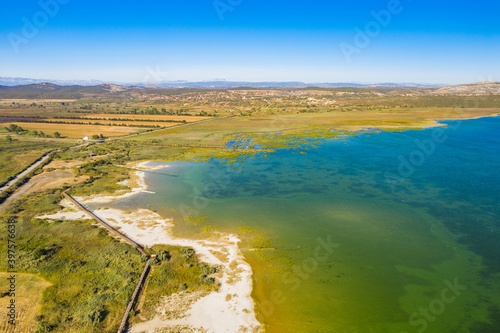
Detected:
left=62, top=192, right=151, bottom=332
left=117, top=258, right=151, bottom=333
left=62, top=192, right=147, bottom=256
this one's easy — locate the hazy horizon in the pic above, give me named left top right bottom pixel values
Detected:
left=0, top=76, right=457, bottom=86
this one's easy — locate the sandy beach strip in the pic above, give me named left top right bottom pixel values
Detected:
left=73, top=161, right=167, bottom=204
left=38, top=161, right=262, bottom=333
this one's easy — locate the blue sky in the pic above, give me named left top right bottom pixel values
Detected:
left=0, top=0, right=499, bottom=84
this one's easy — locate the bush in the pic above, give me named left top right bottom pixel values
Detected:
left=202, top=277, right=215, bottom=284
left=82, top=306, right=106, bottom=325
left=35, top=323, right=53, bottom=333
left=156, top=250, right=170, bottom=261
left=180, top=247, right=195, bottom=254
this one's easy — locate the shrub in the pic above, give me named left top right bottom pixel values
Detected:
left=35, top=323, right=54, bottom=333
left=156, top=250, right=170, bottom=261
left=180, top=247, right=195, bottom=254
left=82, top=306, right=106, bottom=325
left=202, top=277, right=215, bottom=284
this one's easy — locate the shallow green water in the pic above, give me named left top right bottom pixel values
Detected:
left=114, top=117, right=500, bottom=332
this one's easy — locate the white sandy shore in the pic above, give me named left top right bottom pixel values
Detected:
left=38, top=161, right=262, bottom=333
left=73, top=161, right=167, bottom=204
left=131, top=161, right=170, bottom=171
left=37, top=198, right=89, bottom=221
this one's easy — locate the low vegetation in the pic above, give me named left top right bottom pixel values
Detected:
left=134, top=244, right=219, bottom=321
left=0, top=189, right=144, bottom=332
left=0, top=138, right=63, bottom=188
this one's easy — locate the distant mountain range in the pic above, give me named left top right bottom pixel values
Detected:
left=0, top=77, right=106, bottom=87
left=0, top=79, right=498, bottom=99
left=0, top=77, right=441, bottom=89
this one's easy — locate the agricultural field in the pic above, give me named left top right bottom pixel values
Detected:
left=0, top=98, right=217, bottom=140
left=4, top=122, right=144, bottom=139
left=78, top=114, right=213, bottom=122
left=0, top=138, right=65, bottom=186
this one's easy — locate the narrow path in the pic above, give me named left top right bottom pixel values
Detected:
left=62, top=192, right=153, bottom=333
left=0, top=151, right=52, bottom=194
left=62, top=192, right=147, bottom=256
left=118, top=258, right=151, bottom=333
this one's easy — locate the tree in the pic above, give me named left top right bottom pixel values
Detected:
left=91, top=134, right=99, bottom=140
left=99, top=133, right=104, bottom=139
left=8, top=124, right=22, bottom=133
left=53, top=132, right=61, bottom=138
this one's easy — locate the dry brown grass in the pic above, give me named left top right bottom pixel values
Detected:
left=80, top=114, right=213, bottom=122
left=6, top=122, right=141, bottom=138
left=41, top=118, right=177, bottom=128
left=0, top=273, right=51, bottom=333
left=0, top=99, right=76, bottom=105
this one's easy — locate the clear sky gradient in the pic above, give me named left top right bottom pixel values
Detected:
left=1, top=0, right=499, bottom=84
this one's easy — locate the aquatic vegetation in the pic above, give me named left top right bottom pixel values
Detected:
left=139, top=117, right=500, bottom=333
left=183, top=213, right=209, bottom=226
left=227, top=129, right=363, bottom=152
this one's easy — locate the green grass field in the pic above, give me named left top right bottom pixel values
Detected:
left=0, top=138, right=66, bottom=186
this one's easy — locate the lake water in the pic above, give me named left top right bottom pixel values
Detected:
left=115, top=117, right=500, bottom=332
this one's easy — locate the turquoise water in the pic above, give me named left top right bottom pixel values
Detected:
left=115, top=117, right=500, bottom=332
